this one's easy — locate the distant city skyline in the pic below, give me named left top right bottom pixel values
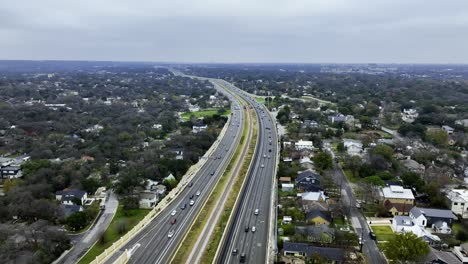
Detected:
left=1, top=0, right=468, bottom=63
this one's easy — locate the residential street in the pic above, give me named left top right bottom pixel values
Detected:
left=329, top=149, right=387, bottom=264
left=58, top=192, right=119, bottom=264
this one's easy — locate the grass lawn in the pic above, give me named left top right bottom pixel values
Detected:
left=181, top=108, right=231, bottom=121
left=342, top=169, right=359, bottom=183
left=255, top=97, right=266, bottom=104
left=371, top=225, right=395, bottom=242
left=78, top=206, right=150, bottom=264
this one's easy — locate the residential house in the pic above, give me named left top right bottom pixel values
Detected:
left=410, top=207, right=457, bottom=234
left=58, top=204, right=83, bottom=218
left=295, top=225, right=335, bottom=243
left=139, top=191, right=158, bottom=209
left=343, top=139, right=363, bottom=156
left=382, top=185, right=415, bottom=215
left=295, top=170, right=321, bottom=191
left=401, top=109, right=419, bottom=123
left=283, top=216, right=292, bottom=224
left=328, top=113, right=347, bottom=123
left=453, top=243, right=468, bottom=263
left=299, top=156, right=314, bottom=169
left=152, top=124, right=162, bottom=129
left=146, top=179, right=159, bottom=191
left=392, top=216, right=440, bottom=243
left=446, top=189, right=468, bottom=219
left=283, top=242, right=344, bottom=263
left=164, top=173, right=176, bottom=182
left=402, top=158, right=426, bottom=174
left=283, top=157, right=293, bottom=162
left=295, top=140, right=314, bottom=151
left=281, top=183, right=294, bottom=192
left=302, top=120, right=318, bottom=129
left=279, top=177, right=292, bottom=184
left=0, top=166, right=22, bottom=179
left=442, top=125, right=454, bottom=135
left=192, top=121, right=207, bottom=133
left=306, top=209, right=332, bottom=225
left=154, top=184, right=167, bottom=196
left=56, top=189, right=88, bottom=205
left=455, top=119, right=468, bottom=127
left=171, top=149, right=184, bottom=160
left=300, top=191, right=328, bottom=203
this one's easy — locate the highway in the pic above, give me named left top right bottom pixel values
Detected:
left=216, top=80, right=278, bottom=264
left=102, top=78, right=246, bottom=264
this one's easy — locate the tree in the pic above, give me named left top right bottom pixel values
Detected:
left=80, top=177, right=100, bottom=194
left=383, top=232, right=430, bottom=262
left=364, top=176, right=385, bottom=186
left=66, top=212, right=87, bottom=231
left=371, top=144, right=394, bottom=161
left=425, top=130, right=448, bottom=146
left=344, top=155, right=362, bottom=177
left=313, top=152, right=333, bottom=171
left=401, top=172, right=424, bottom=191
left=336, top=142, right=346, bottom=153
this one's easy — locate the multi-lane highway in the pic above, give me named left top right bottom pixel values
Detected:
left=102, top=79, right=247, bottom=264
left=216, top=81, right=278, bottom=264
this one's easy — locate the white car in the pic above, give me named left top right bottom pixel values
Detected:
left=189, top=200, right=195, bottom=206
left=251, top=226, right=256, bottom=233
left=196, top=191, right=201, bottom=196
left=171, top=210, right=177, bottom=216
left=260, top=164, right=264, bottom=168
left=168, top=230, right=174, bottom=238
left=254, top=209, right=259, bottom=215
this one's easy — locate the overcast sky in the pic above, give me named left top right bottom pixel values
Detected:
left=1, top=0, right=468, bottom=63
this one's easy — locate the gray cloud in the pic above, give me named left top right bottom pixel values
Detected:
left=1, top=0, right=467, bottom=63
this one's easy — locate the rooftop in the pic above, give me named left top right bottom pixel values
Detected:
left=410, top=206, right=457, bottom=219
left=383, top=185, right=415, bottom=200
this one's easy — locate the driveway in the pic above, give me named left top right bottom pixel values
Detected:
left=58, top=192, right=119, bottom=264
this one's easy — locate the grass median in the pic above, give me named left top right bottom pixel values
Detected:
left=78, top=206, right=150, bottom=264
left=172, top=103, right=256, bottom=263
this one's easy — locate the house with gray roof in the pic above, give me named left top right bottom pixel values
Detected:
left=295, top=225, right=335, bottom=243
left=283, top=242, right=344, bottom=263
left=410, top=207, right=457, bottom=234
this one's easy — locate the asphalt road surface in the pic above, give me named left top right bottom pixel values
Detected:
left=330, top=158, right=387, bottom=264
left=103, top=79, right=245, bottom=264
left=217, top=81, right=278, bottom=264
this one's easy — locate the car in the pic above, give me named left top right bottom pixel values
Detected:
left=268, top=155, right=271, bottom=159
left=260, top=164, right=264, bottom=168
left=268, top=149, right=272, bottom=152
left=188, top=182, right=193, bottom=187
left=189, top=200, right=195, bottom=206
left=254, top=209, right=259, bottom=215
left=210, top=171, right=215, bottom=176
left=369, top=231, right=377, bottom=240
left=356, top=203, right=361, bottom=209
left=263, top=154, right=266, bottom=158
left=244, top=226, right=249, bottom=232
left=251, top=226, right=256, bottom=232
left=196, top=190, right=201, bottom=196
left=171, top=210, right=177, bottom=216
left=232, top=248, right=238, bottom=256
left=240, top=253, right=246, bottom=263
left=180, top=203, right=187, bottom=210
left=168, top=230, right=174, bottom=238
left=170, top=218, right=177, bottom=225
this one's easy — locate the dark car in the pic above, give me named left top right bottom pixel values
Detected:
left=369, top=231, right=377, bottom=240
left=244, top=226, right=249, bottom=232
left=210, top=171, right=215, bottom=176
left=240, top=253, right=246, bottom=263
left=170, top=218, right=176, bottom=225
left=180, top=203, right=187, bottom=210
left=188, top=182, right=193, bottom=187
left=190, top=194, right=194, bottom=199
left=232, top=248, right=238, bottom=256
